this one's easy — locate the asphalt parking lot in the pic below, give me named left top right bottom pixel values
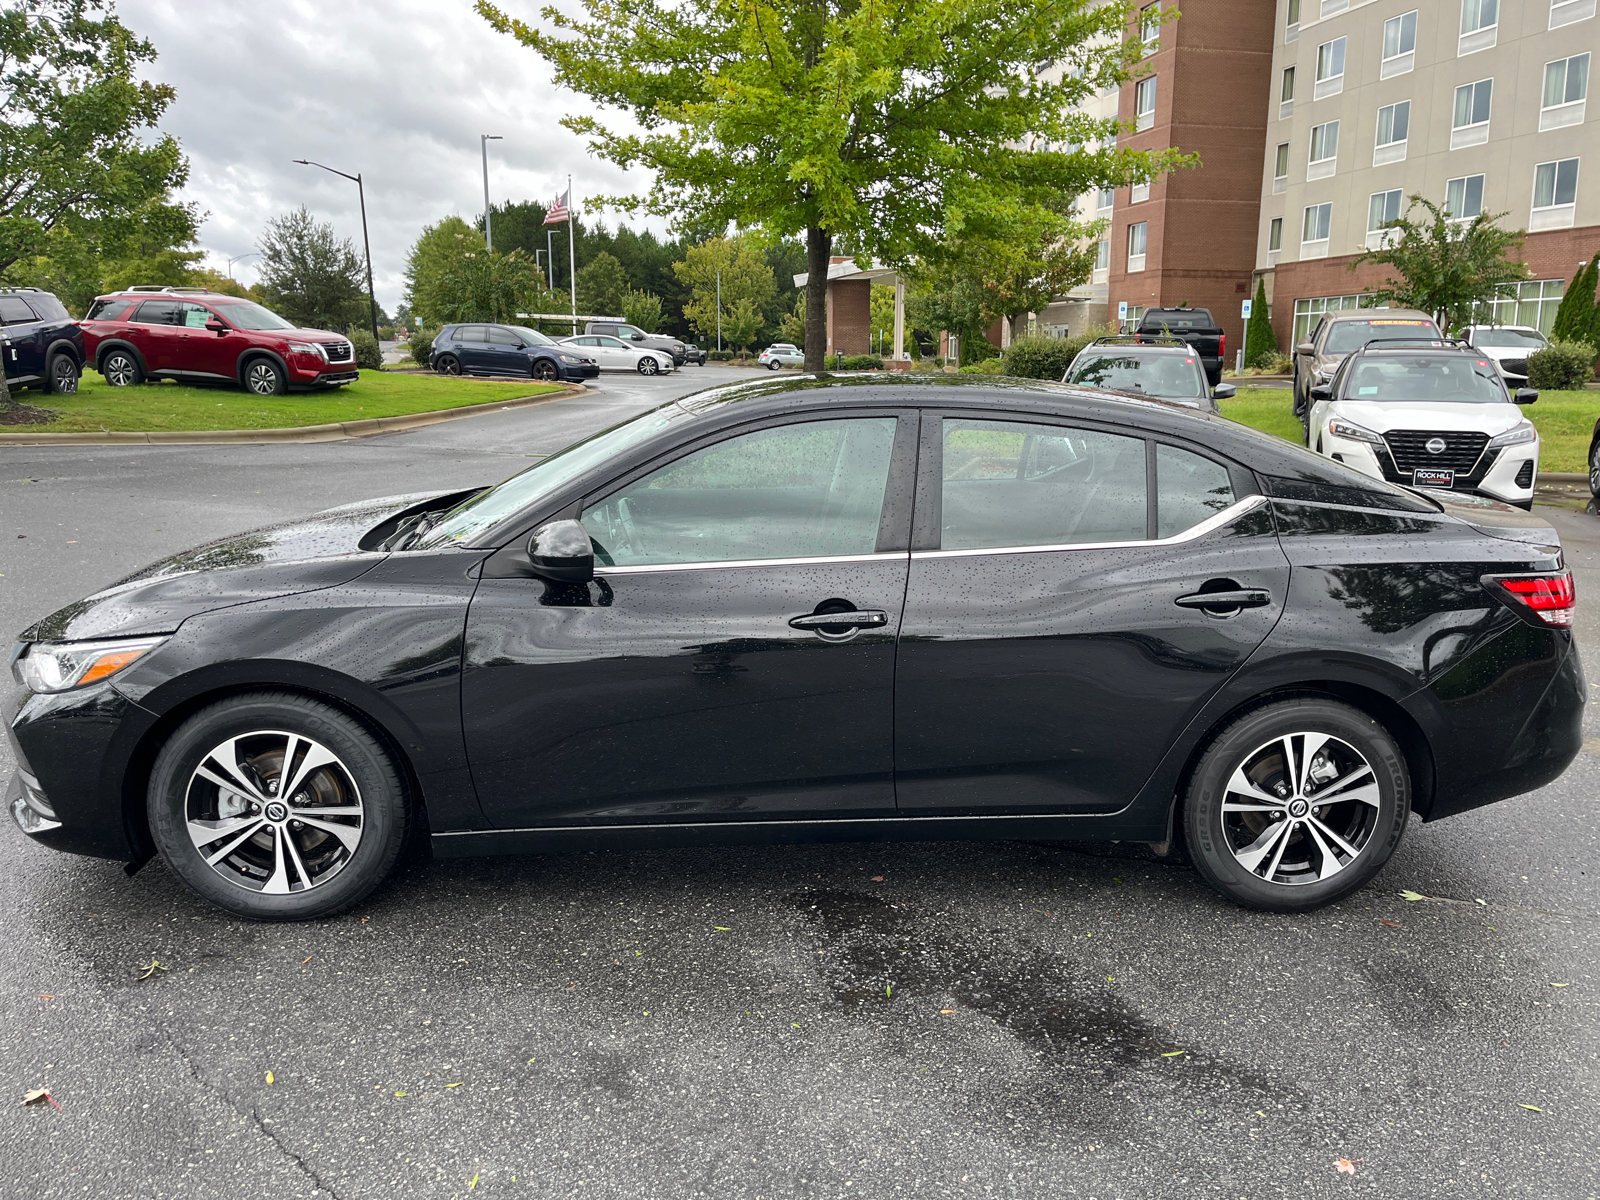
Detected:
left=2, top=368, right=1598, bottom=1199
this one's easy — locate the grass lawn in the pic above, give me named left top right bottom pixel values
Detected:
left=3, top=370, right=565, bottom=434
left=1220, top=386, right=1598, bottom=474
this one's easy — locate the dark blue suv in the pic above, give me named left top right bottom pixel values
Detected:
left=430, top=322, right=599, bottom=383
left=1, top=288, right=83, bottom=395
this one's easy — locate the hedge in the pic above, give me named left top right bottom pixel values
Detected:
left=348, top=329, right=383, bottom=371
left=1527, top=340, right=1596, bottom=390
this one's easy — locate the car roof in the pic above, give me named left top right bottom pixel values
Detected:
left=1077, top=342, right=1196, bottom=355
left=1322, top=308, right=1434, bottom=323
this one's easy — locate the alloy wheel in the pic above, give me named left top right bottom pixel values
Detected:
left=638, top=356, right=658, bottom=375
left=183, top=730, right=365, bottom=895
left=247, top=362, right=281, bottom=395
left=438, top=355, right=462, bottom=376
left=532, top=359, right=557, bottom=381
left=104, top=353, right=137, bottom=386
left=1590, top=441, right=1600, bottom=497
left=51, top=356, right=79, bottom=394
left=1220, top=732, right=1380, bottom=886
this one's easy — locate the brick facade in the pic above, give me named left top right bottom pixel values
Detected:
left=825, top=278, right=871, bottom=355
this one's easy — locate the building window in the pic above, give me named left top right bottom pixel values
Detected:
left=1460, top=0, right=1498, bottom=53
left=1135, top=76, right=1157, bottom=131
left=1532, top=157, right=1579, bottom=228
left=1294, top=294, right=1378, bottom=345
left=1551, top=0, right=1596, bottom=31
left=1287, top=0, right=1301, bottom=41
left=1445, top=174, right=1485, bottom=220
left=1280, top=65, right=1296, bottom=117
left=1127, top=221, right=1148, bottom=271
left=1451, top=78, right=1492, bottom=147
left=1268, top=216, right=1284, bottom=252
left=1476, top=279, right=1566, bottom=333
left=1095, top=240, right=1110, bottom=271
left=1098, top=186, right=1115, bottom=212
left=1382, top=10, right=1417, bottom=77
left=1374, top=100, right=1410, bottom=165
left=1302, top=201, right=1332, bottom=256
left=1315, top=37, right=1346, bottom=98
left=1141, top=3, right=1161, bottom=44
left=1131, top=181, right=1151, bottom=203
left=1273, top=141, right=1290, bottom=193
left=1542, top=54, right=1590, bottom=130
left=1308, top=120, right=1339, bottom=179
left=1322, top=0, right=1349, bottom=16
left=1367, top=189, right=1403, bottom=248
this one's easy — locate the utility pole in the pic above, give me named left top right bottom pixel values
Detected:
left=226, top=251, right=261, bottom=280
left=481, top=135, right=502, bottom=251
left=292, top=159, right=379, bottom=344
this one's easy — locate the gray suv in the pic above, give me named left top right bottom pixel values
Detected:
left=584, top=321, right=697, bottom=366
left=1292, top=308, right=1441, bottom=436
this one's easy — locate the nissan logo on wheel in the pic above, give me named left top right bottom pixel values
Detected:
left=1426, top=437, right=1447, bottom=455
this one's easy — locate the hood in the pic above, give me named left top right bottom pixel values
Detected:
left=1328, top=400, right=1527, bottom=438
left=19, top=490, right=464, bottom=644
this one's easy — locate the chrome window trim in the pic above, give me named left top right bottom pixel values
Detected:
left=910, top=493, right=1268, bottom=560
left=596, top=551, right=909, bottom=576
left=1268, top=495, right=1450, bottom=521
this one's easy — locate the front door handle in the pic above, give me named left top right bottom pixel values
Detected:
left=1175, top=589, right=1272, bottom=610
left=788, top=609, right=889, bottom=630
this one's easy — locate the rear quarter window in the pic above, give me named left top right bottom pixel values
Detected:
left=27, top=293, right=71, bottom=321
left=86, top=298, right=134, bottom=322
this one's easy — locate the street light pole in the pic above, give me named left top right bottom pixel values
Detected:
left=481, top=135, right=502, bottom=252
left=226, top=251, right=261, bottom=280
left=292, top=159, right=379, bottom=344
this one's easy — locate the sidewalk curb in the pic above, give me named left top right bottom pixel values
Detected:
left=0, top=384, right=583, bottom=447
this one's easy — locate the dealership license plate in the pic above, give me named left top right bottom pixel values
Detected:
left=1413, top=467, right=1455, bottom=488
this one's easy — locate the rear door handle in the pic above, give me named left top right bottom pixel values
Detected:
left=1175, top=589, right=1272, bottom=610
left=788, top=610, right=889, bottom=630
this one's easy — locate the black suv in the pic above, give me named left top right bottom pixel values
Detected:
left=430, top=323, right=600, bottom=383
left=0, top=287, right=83, bottom=395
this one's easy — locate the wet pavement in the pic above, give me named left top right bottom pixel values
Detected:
left=2, top=375, right=1598, bottom=1198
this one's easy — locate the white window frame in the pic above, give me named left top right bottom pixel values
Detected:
left=1287, top=0, right=1301, bottom=42
left=1367, top=189, right=1403, bottom=249
left=1459, top=0, right=1497, bottom=54
left=1127, top=221, right=1148, bottom=272
left=1374, top=100, right=1410, bottom=165
left=1445, top=173, right=1485, bottom=221
left=1280, top=65, right=1296, bottom=119
left=1541, top=54, right=1590, bottom=131
left=1093, top=239, right=1110, bottom=283
left=1268, top=216, right=1284, bottom=265
left=1308, top=120, right=1339, bottom=180
left=1140, top=2, right=1161, bottom=45
left=1315, top=37, right=1347, bottom=99
left=1131, top=181, right=1151, bottom=203
left=1451, top=78, right=1492, bottom=149
left=1382, top=11, right=1417, bottom=78
left=1273, top=142, right=1290, bottom=193
left=1551, top=0, right=1596, bottom=30
left=1098, top=186, right=1115, bottom=214
left=1301, top=202, right=1332, bottom=258
left=1134, top=76, right=1157, bottom=131
left=1531, top=157, right=1579, bottom=229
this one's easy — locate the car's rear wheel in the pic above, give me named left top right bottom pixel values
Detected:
left=45, top=352, right=79, bottom=395
left=532, top=358, right=558, bottom=382
left=1588, top=439, right=1600, bottom=498
left=1183, top=697, right=1410, bottom=912
left=636, top=355, right=659, bottom=376
left=148, top=693, right=407, bottom=920
left=436, top=354, right=462, bottom=376
left=244, top=358, right=286, bottom=396
left=101, top=349, right=143, bottom=387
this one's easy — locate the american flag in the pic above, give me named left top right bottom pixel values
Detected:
left=544, top=186, right=571, bottom=225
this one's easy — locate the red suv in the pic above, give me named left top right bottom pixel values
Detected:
left=80, top=287, right=360, bottom=394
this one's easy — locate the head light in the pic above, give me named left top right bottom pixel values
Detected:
left=558, top=354, right=579, bottom=363
left=1489, top=421, right=1537, bottom=449
left=14, top=636, right=166, bottom=694
left=287, top=341, right=328, bottom=360
left=1328, top=418, right=1385, bottom=445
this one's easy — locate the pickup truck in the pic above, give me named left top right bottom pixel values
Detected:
left=1134, top=307, right=1225, bottom=385
left=584, top=321, right=699, bottom=366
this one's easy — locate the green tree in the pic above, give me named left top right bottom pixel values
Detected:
left=404, top=217, right=478, bottom=328
left=672, top=237, right=777, bottom=343
left=257, top=207, right=368, bottom=332
left=1243, top=277, right=1278, bottom=368
left=723, top=296, right=763, bottom=352
left=1551, top=256, right=1597, bottom=347
left=435, top=247, right=551, bottom=325
left=576, top=251, right=629, bottom=317
left=1350, top=196, right=1529, bottom=334
left=620, top=288, right=665, bottom=332
left=779, top=295, right=806, bottom=346
left=479, top=0, right=1184, bottom=369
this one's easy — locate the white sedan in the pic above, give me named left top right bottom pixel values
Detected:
left=561, top=334, right=675, bottom=375
left=759, top=343, right=806, bottom=369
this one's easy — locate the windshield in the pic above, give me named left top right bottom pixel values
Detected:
left=1140, top=312, right=1210, bottom=329
left=1472, top=327, right=1546, bottom=349
left=1341, top=355, right=1508, bottom=404
left=213, top=300, right=298, bottom=331
left=413, top=405, right=696, bottom=548
left=1324, top=318, right=1439, bottom=354
left=510, top=325, right=556, bottom=346
left=1067, top=352, right=1207, bottom=399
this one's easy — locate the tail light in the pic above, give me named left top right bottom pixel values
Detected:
left=1483, top=571, right=1576, bottom=627
left=1219, top=331, right=1226, bottom=359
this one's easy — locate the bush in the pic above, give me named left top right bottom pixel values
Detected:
left=1001, top=334, right=1078, bottom=380
left=1527, top=340, right=1596, bottom=390
left=348, top=328, right=383, bottom=371
left=958, top=359, right=1005, bottom=375
left=959, top=334, right=999, bottom=367
left=376, top=324, right=396, bottom=341
left=408, top=327, right=438, bottom=367
left=839, top=354, right=884, bottom=371
left=709, top=348, right=735, bottom=361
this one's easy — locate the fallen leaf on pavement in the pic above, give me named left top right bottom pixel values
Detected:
left=1550, top=982, right=1570, bottom=988
left=445, top=1082, right=463, bottom=1088
left=1399, top=890, right=1430, bottom=901
left=38, top=994, right=53, bottom=1001
left=1334, top=1157, right=1359, bottom=1175
left=1160, top=1050, right=1185, bottom=1057
left=302, top=956, right=312, bottom=965
left=22, top=1089, right=61, bottom=1110
left=265, top=1072, right=274, bottom=1085
left=940, top=1009, right=956, bottom=1015
left=137, top=959, right=168, bottom=981
left=713, top=926, right=731, bottom=931
left=1378, top=919, right=1403, bottom=928
left=468, top=1173, right=479, bottom=1190
left=1519, top=1103, right=1544, bottom=1112
left=870, top=876, right=884, bottom=882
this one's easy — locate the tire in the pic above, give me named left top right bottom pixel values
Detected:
left=148, top=692, right=408, bottom=921
left=436, top=354, right=462, bottom=377
left=1182, top=697, right=1410, bottom=912
left=532, top=358, right=558, bottom=382
left=637, top=355, right=659, bottom=376
left=243, top=357, right=286, bottom=396
left=101, top=348, right=143, bottom=388
left=768, top=361, right=781, bottom=370
left=45, top=352, right=79, bottom=395
left=1588, top=439, right=1600, bottom=498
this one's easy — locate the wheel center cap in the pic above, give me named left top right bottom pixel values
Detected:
left=1287, top=798, right=1310, bottom=818
left=264, top=801, right=288, bottom=822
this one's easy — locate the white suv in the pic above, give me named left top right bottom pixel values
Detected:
left=759, top=343, right=805, bottom=369
left=1308, top=343, right=1540, bottom=508
left=1459, top=324, right=1548, bottom=387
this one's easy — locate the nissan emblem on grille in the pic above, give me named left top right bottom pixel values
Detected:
left=1426, top=437, right=1447, bottom=455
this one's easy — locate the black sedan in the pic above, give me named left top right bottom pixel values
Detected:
left=5, top=376, right=1583, bottom=920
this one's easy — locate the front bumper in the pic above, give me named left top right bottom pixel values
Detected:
left=1324, top=429, right=1537, bottom=506
left=563, top=363, right=601, bottom=381
left=295, top=368, right=360, bottom=389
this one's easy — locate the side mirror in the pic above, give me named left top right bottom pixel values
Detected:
left=1309, top=383, right=1333, bottom=402
left=1514, top=388, right=1539, bottom=405
left=1296, top=342, right=1315, bottom=356
left=630, top=333, right=644, bottom=341
left=1212, top=382, right=1237, bottom=399
left=526, top=519, right=594, bottom=583
left=206, top=319, right=229, bottom=336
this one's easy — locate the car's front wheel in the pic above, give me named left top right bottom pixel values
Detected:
left=768, top=360, right=782, bottom=370
left=244, top=358, right=286, bottom=396
left=532, top=358, right=558, bottom=382
left=148, top=693, right=408, bottom=920
left=1588, top=438, right=1600, bottom=498
left=636, top=355, right=659, bottom=376
left=1183, top=697, right=1410, bottom=912
left=45, top=352, right=79, bottom=395
left=101, top=349, right=143, bottom=387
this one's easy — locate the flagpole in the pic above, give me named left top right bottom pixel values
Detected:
left=567, top=174, right=577, bottom=336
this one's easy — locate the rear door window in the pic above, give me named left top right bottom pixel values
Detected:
left=457, top=325, right=488, bottom=343
left=938, top=417, right=1148, bottom=549
left=1156, top=444, right=1236, bottom=537
left=131, top=300, right=181, bottom=325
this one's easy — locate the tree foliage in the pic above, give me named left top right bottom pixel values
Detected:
left=575, top=251, right=629, bottom=317
left=479, top=0, right=1187, bottom=368
left=1243, top=277, right=1278, bottom=367
left=1550, top=256, right=1598, bottom=349
left=672, top=236, right=777, bottom=342
left=257, top=207, right=368, bottom=332
left=620, top=288, right=665, bottom=332
left=1350, top=196, right=1529, bottom=334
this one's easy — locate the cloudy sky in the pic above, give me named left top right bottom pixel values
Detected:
left=120, top=0, right=656, bottom=314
